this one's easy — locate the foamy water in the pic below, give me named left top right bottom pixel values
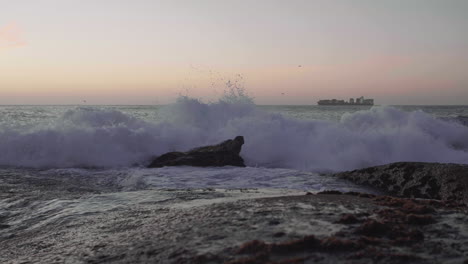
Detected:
left=2, top=95, right=468, bottom=238
left=1, top=97, right=468, bottom=173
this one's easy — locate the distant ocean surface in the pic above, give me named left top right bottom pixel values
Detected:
left=1, top=98, right=468, bottom=191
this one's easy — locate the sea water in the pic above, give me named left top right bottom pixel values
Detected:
left=1, top=95, right=468, bottom=236
left=2, top=99, right=468, bottom=163
left=1, top=97, right=468, bottom=191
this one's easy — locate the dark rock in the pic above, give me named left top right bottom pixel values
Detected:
left=226, top=252, right=269, bottom=264
left=344, top=191, right=377, bottom=198
left=401, top=202, right=435, bottom=214
left=270, top=235, right=320, bottom=253
left=335, top=162, right=468, bottom=205
left=336, top=214, right=360, bottom=224
left=358, top=236, right=384, bottom=245
left=319, top=237, right=362, bottom=251
left=148, top=136, right=246, bottom=168
left=317, top=190, right=343, bottom=195
left=268, top=219, right=281, bottom=225
left=236, top=240, right=269, bottom=254
left=373, top=196, right=436, bottom=214
left=349, top=248, right=424, bottom=262
left=272, top=232, right=286, bottom=238
left=355, top=220, right=391, bottom=237
left=405, top=214, right=434, bottom=225
left=4, top=189, right=468, bottom=264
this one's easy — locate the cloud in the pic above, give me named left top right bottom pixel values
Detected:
left=0, top=22, right=26, bottom=50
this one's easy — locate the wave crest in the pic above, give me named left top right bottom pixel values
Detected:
left=0, top=98, right=467, bottom=171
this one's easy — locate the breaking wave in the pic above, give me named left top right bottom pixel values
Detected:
left=1, top=94, right=468, bottom=172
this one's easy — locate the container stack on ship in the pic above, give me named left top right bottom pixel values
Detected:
left=317, top=96, right=374, bottom=105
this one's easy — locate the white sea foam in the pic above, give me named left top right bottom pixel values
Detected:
left=0, top=94, right=468, bottom=172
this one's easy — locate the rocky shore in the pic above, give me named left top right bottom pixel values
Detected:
left=335, top=162, right=468, bottom=206
left=1, top=162, right=468, bottom=263
left=148, top=136, right=246, bottom=168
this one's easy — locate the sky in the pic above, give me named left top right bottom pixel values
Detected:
left=1, top=0, right=467, bottom=105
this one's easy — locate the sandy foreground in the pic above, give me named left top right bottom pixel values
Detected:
left=1, top=168, right=468, bottom=264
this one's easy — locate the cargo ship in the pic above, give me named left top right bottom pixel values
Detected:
left=317, top=96, right=374, bottom=106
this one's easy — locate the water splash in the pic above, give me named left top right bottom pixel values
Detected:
left=0, top=90, right=467, bottom=171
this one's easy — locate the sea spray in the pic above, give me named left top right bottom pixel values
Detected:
left=0, top=95, right=467, bottom=171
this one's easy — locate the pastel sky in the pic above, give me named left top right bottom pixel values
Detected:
left=1, top=0, right=467, bottom=105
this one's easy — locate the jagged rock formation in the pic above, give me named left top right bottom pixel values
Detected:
left=148, top=136, right=245, bottom=168
left=335, top=162, right=468, bottom=205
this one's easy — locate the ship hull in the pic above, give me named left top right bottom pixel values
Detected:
left=317, top=97, right=374, bottom=106
left=317, top=102, right=374, bottom=106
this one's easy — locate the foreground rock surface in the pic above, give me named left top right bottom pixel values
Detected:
left=336, top=162, right=468, bottom=205
left=1, top=170, right=468, bottom=264
left=148, top=136, right=245, bottom=168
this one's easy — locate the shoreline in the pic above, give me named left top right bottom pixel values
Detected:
left=1, top=162, right=468, bottom=263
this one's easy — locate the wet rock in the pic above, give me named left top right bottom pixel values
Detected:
left=2, top=177, right=467, bottom=264
left=234, top=235, right=361, bottom=261
left=336, top=214, right=361, bottom=224
left=317, top=190, right=343, bottom=195
left=349, top=248, right=424, bottom=263
left=374, top=196, right=436, bottom=214
left=148, top=136, right=246, bottom=168
left=272, top=232, right=286, bottom=238
left=401, top=201, right=435, bottom=214
left=355, top=220, right=391, bottom=237
left=344, top=191, right=377, bottom=198
left=268, top=219, right=281, bottom=226
left=357, top=236, right=384, bottom=245
left=335, top=162, right=468, bottom=205
left=270, top=235, right=320, bottom=253
left=319, top=237, right=362, bottom=251
left=237, top=240, right=269, bottom=254
left=405, top=214, right=434, bottom=225
left=225, top=253, right=269, bottom=264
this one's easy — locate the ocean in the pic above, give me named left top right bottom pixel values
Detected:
left=1, top=97, right=468, bottom=192
left=2, top=96, right=468, bottom=262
